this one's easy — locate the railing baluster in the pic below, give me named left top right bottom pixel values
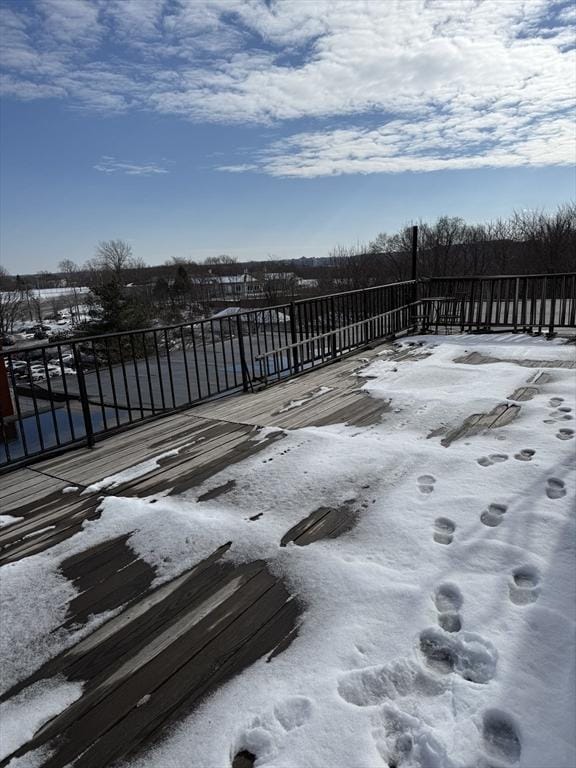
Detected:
left=92, top=339, right=108, bottom=431
left=142, top=331, right=156, bottom=414
left=74, top=344, right=95, bottom=449
left=104, top=337, right=121, bottom=427
left=164, top=329, right=177, bottom=408
left=41, top=346, right=60, bottom=448
left=189, top=324, right=202, bottom=401
left=153, top=330, right=167, bottom=409
left=129, top=334, right=145, bottom=420
left=118, top=335, right=133, bottom=423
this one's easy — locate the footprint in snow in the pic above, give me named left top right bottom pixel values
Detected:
left=337, top=658, right=446, bottom=708
left=513, top=448, right=535, bottom=462
left=479, top=709, right=522, bottom=766
left=549, top=397, right=564, bottom=407
left=433, top=517, right=456, bottom=545
left=480, top=503, right=508, bottom=527
left=232, top=752, right=255, bottom=768
left=557, top=428, right=575, bottom=440
left=417, top=475, right=436, bottom=494
left=372, top=705, right=451, bottom=768
left=546, top=477, right=566, bottom=500
left=418, top=627, right=497, bottom=684
left=509, top=566, right=540, bottom=606
left=233, top=696, right=313, bottom=767
left=434, top=583, right=463, bottom=633
left=544, top=405, right=574, bottom=424
left=477, top=454, right=508, bottom=467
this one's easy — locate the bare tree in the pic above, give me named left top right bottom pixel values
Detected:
left=84, top=241, right=152, bottom=332
left=92, top=239, right=135, bottom=276
left=58, top=258, right=83, bottom=324
left=204, top=255, right=237, bottom=266
left=511, top=204, right=576, bottom=273
left=0, top=267, right=24, bottom=334
left=418, top=216, right=467, bottom=277
left=370, top=229, right=413, bottom=282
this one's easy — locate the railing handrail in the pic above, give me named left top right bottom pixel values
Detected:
left=291, top=279, right=416, bottom=304
left=428, top=272, right=576, bottom=281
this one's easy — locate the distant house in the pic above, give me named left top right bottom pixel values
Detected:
left=264, top=272, right=296, bottom=282
left=296, top=278, right=319, bottom=289
left=264, top=272, right=318, bottom=291
left=216, top=272, right=262, bottom=299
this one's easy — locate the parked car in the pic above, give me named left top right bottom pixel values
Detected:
left=8, top=360, right=28, bottom=378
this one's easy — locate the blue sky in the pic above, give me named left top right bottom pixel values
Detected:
left=1, top=0, right=575, bottom=273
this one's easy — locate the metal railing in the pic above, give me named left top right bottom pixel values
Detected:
left=255, top=304, right=417, bottom=384
left=0, top=280, right=415, bottom=470
left=422, top=273, right=576, bottom=334
left=1, top=272, right=574, bottom=471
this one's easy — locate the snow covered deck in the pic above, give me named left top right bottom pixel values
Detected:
left=1, top=334, right=575, bottom=768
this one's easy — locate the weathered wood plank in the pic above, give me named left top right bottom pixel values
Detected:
left=455, top=351, right=576, bottom=368
left=508, top=386, right=539, bottom=401
left=281, top=502, right=358, bottom=547
left=0, top=545, right=232, bottom=704
left=0, top=495, right=104, bottom=565
left=71, top=588, right=300, bottom=768
left=9, top=562, right=298, bottom=768
left=118, top=427, right=286, bottom=498
left=62, top=557, right=155, bottom=629
left=0, top=471, right=70, bottom=515
left=33, top=415, right=234, bottom=486
left=441, top=403, right=521, bottom=447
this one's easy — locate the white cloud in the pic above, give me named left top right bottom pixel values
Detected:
left=93, top=156, right=169, bottom=176
left=1, top=0, right=575, bottom=176
left=243, top=113, right=576, bottom=177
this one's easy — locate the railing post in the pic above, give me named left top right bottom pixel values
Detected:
left=411, top=225, right=418, bottom=282
left=548, top=276, right=556, bottom=337
left=236, top=315, right=250, bottom=392
left=73, top=345, right=95, bottom=448
left=289, top=302, right=299, bottom=374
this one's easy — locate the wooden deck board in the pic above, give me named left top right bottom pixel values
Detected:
left=32, top=413, right=223, bottom=484
left=0, top=469, right=70, bottom=514
left=3, top=553, right=300, bottom=768
left=440, top=402, right=521, bottom=447
left=280, top=502, right=359, bottom=547
left=455, top=351, right=576, bottom=368
left=0, top=494, right=105, bottom=565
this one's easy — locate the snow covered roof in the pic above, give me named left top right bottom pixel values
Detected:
left=217, top=274, right=260, bottom=284
left=264, top=272, right=296, bottom=281
left=210, top=306, right=243, bottom=318
left=211, top=306, right=289, bottom=323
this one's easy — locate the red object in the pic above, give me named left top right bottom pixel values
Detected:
left=0, top=354, right=14, bottom=419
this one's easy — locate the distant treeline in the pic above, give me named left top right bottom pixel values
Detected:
left=329, top=202, right=575, bottom=288
left=1, top=203, right=574, bottom=335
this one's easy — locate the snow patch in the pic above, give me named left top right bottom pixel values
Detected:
left=0, top=678, right=82, bottom=761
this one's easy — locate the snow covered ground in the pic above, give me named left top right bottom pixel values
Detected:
left=1, top=333, right=574, bottom=768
